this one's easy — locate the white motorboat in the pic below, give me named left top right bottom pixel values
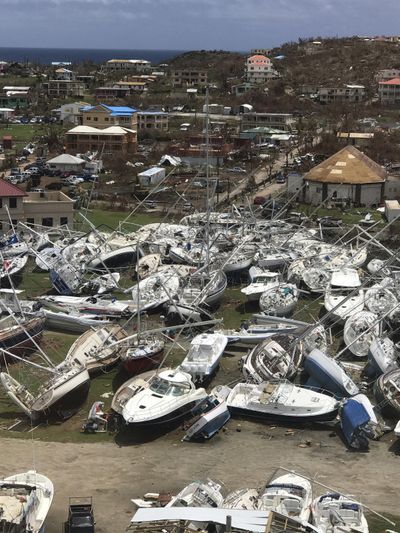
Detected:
left=258, top=472, right=313, bottom=522
left=166, top=478, right=224, bottom=508
left=343, top=311, right=379, bottom=357
left=218, top=323, right=301, bottom=345
left=312, top=493, right=369, bottom=533
left=324, top=269, right=364, bottom=321
left=0, top=470, right=54, bottom=533
left=113, top=368, right=207, bottom=426
left=226, top=380, right=339, bottom=423
left=259, top=283, right=299, bottom=316
left=241, top=272, right=280, bottom=302
left=65, top=324, right=127, bottom=373
left=182, top=385, right=231, bottom=441
left=180, top=333, right=228, bottom=381
left=255, top=249, right=296, bottom=269
left=242, top=338, right=299, bottom=383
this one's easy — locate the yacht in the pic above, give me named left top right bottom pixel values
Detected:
left=180, top=333, right=228, bottom=381
left=312, top=493, right=369, bottom=533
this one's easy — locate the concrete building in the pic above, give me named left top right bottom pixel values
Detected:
left=299, top=146, right=386, bottom=207
left=0, top=108, right=14, bottom=121
left=0, top=86, right=32, bottom=109
left=241, top=113, right=295, bottom=132
left=65, top=125, right=137, bottom=155
left=44, top=80, right=85, bottom=98
left=137, top=110, right=169, bottom=131
left=82, top=104, right=137, bottom=132
left=59, top=101, right=89, bottom=125
left=245, top=55, right=275, bottom=84
left=47, top=154, right=86, bottom=173
left=376, top=68, right=400, bottom=81
left=336, top=132, right=374, bottom=147
left=103, top=59, right=151, bottom=73
left=318, top=85, right=366, bottom=104
left=378, top=78, right=400, bottom=105
left=171, top=69, right=208, bottom=87
left=0, top=179, right=74, bottom=231
left=95, top=83, right=148, bottom=100
left=54, top=68, right=75, bottom=80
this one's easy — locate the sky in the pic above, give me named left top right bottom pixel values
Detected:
left=0, top=0, right=399, bottom=50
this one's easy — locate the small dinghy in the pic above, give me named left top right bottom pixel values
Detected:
left=258, top=472, right=312, bottom=522
left=226, top=380, right=339, bottom=423
left=182, top=385, right=231, bottom=441
left=242, top=338, right=298, bottom=383
left=304, top=349, right=359, bottom=398
left=0, top=470, right=54, bottom=533
left=259, top=283, right=299, bottom=316
left=343, top=311, right=379, bottom=357
left=180, top=333, right=228, bottom=381
left=366, top=337, right=399, bottom=378
left=312, top=493, right=369, bottom=533
left=65, top=324, right=127, bottom=373
left=373, top=368, right=400, bottom=418
left=120, top=335, right=165, bottom=376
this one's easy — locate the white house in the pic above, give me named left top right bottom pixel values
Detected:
left=47, top=154, right=86, bottom=173
left=245, top=55, right=275, bottom=84
left=59, top=101, right=89, bottom=125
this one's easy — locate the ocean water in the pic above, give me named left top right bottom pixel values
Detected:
left=0, top=47, right=185, bottom=65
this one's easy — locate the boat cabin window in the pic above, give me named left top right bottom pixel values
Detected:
left=149, top=377, right=170, bottom=395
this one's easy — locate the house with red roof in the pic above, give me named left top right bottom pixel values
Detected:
left=245, top=54, right=276, bottom=84
left=0, top=179, right=74, bottom=231
left=378, top=77, right=400, bottom=105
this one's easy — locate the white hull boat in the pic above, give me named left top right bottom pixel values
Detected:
left=0, top=255, right=28, bottom=279
left=366, top=337, right=399, bottom=377
left=65, top=324, right=127, bottom=373
left=343, top=311, right=379, bottom=357
left=113, top=368, right=207, bottom=426
left=42, top=308, right=111, bottom=333
left=166, top=478, right=224, bottom=508
left=0, top=361, right=90, bottom=419
left=222, top=488, right=260, bottom=510
left=242, top=338, right=299, bottom=382
left=365, top=284, right=398, bottom=317
left=37, top=294, right=132, bottom=318
left=258, top=473, right=312, bottom=522
left=131, top=273, right=180, bottom=312
left=241, top=272, right=280, bottom=302
left=312, top=493, right=369, bottom=533
left=259, top=284, right=299, bottom=316
left=180, top=333, right=228, bottom=381
left=137, top=253, right=161, bottom=279
left=0, top=470, right=54, bottom=533
left=226, top=380, right=339, bottom=423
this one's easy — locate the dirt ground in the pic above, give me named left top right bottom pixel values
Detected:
left=0, top=417, right=398, bottom=532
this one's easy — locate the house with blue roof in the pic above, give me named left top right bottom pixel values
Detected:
left=82, top=103, right=137, bottom=131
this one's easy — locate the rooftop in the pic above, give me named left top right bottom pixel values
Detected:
left=82, top=103, right=137, bottom=116
left=66, top=125, right=136, bottom=135
left=379, top=77, right=400, bottom=85
left=304, top=145, right=386, bottom=184
left=0, top=179, right=27, bottom=198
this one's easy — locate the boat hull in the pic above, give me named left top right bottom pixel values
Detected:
left=228, top=405, right=339, bottom=423
left=122, top=348, right=164, bottom=376
left=122, top=400, right=202, bottom=427
left=0, top=317, right=45, bottom=361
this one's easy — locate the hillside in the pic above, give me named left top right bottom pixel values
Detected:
left=271, top=36, right=400, bottom=93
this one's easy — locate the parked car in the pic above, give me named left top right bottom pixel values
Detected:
left=227, top=167, right=246, bottom=173
left=275, top=174, right=286, bottom=184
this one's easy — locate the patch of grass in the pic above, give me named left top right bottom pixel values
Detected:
left=75, top=208, right=163, bottom=231
left=367, top=512, right=399, bottom=533
left=296, top=203, right=384, bottom=226
left=0, top=124, right=44, bottom=143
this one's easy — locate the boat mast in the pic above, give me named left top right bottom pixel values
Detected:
left=205, top=85, right=211, bottom=273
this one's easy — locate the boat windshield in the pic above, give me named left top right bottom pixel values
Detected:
left=150, top=377, right=188, bottom=396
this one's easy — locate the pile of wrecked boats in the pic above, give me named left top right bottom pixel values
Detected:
left=0, top=211, right=397, bottom=451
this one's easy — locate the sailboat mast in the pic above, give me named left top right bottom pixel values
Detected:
left=205, top=86, right=211, bottom=272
